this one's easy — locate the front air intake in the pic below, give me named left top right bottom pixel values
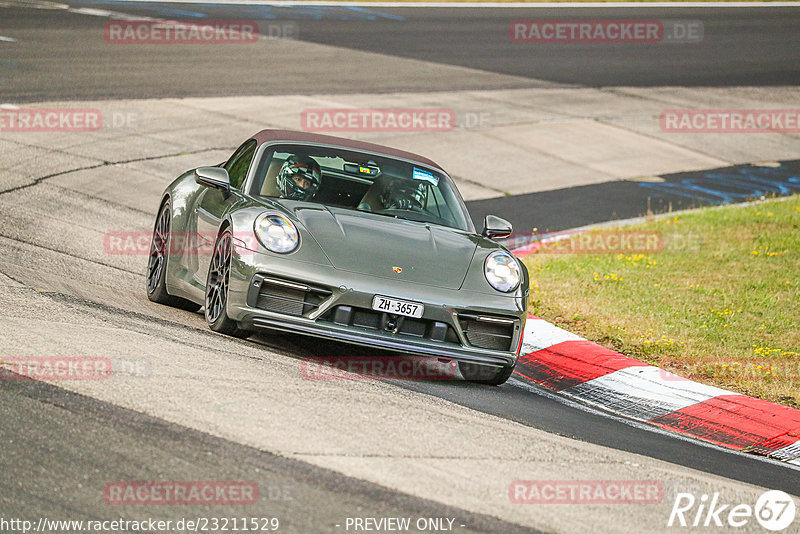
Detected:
left=255, top=277, right=331, bottom=317
left=457, top=313, right=516, bottom=351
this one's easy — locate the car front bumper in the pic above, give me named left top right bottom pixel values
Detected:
left=226, top=249, right=526, bottom=369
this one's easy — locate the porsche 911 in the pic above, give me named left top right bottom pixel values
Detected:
left=147, top=130, right=528, bottom=384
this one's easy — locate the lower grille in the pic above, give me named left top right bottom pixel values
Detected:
left=322, top=306, right=459, bottom=343
left=255, top=277, right=331, bottom=317
left=458, top=313, right=516, bottom=351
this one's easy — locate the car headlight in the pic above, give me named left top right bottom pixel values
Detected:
left=484, top=251, right=521, bottom=292
left=254, top=212, right=300, bottom=254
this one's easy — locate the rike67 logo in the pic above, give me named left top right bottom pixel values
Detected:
left=668, top=490, right=796, bottom=531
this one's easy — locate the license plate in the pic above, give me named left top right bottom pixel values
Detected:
left=371, top=295, right=424, bottom=319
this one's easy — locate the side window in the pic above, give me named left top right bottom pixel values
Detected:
left=224, top=140, right=257, bottom=190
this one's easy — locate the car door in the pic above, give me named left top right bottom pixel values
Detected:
left=194, top=139, right=257, bottom=284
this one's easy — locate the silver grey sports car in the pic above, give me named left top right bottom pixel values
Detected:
left=147, top=130, right=528, bottom=384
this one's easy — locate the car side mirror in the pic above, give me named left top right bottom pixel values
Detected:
left=194, top=166, right=230, bottom=193
left=482, top=215, right=513, bottom=240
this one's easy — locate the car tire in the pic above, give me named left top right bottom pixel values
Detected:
left=147, top=204, right=202, bottom=312
left=458, top=361, right=515, bottom=385
left=205, top=228, right=251, bottom=339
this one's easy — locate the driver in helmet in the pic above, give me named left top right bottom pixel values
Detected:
left=380, top=179, right=426, bottom=211
left=276, top=155, right=322, bottom=200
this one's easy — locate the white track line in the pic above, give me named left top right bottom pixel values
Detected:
left=566, top=366, right=738, bottom=419
left=509, top=376, right=800, bottom=471
left=769, top=442, right=800, bottom=462
left=520, top=317, right=584, bottom=353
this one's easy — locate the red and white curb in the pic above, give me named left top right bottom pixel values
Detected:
left=516, top=314, right=800, bottom=465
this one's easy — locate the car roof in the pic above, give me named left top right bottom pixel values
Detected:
left=249, top=129, right=444, bottom=171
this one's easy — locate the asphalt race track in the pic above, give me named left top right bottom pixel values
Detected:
left=468, top=159, right=800, bottom=234
left=1, top=375, right=535, bottom=533
left=1, top=3, right=800, bottom=533
left=2, top=3, right=800, bottom=101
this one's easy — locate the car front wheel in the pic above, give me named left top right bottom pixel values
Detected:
left=205, top=228, right=251, bottom=339
left=458, top=361, right=514, bottom=385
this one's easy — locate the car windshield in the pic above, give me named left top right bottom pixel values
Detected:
left=248, top=144, right=473, bottom=232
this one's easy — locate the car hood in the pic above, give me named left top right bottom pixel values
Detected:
left=289, top=204, right=478, bottom=289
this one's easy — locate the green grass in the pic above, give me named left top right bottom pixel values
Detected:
left=522, top=195, right=800, bottom=407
